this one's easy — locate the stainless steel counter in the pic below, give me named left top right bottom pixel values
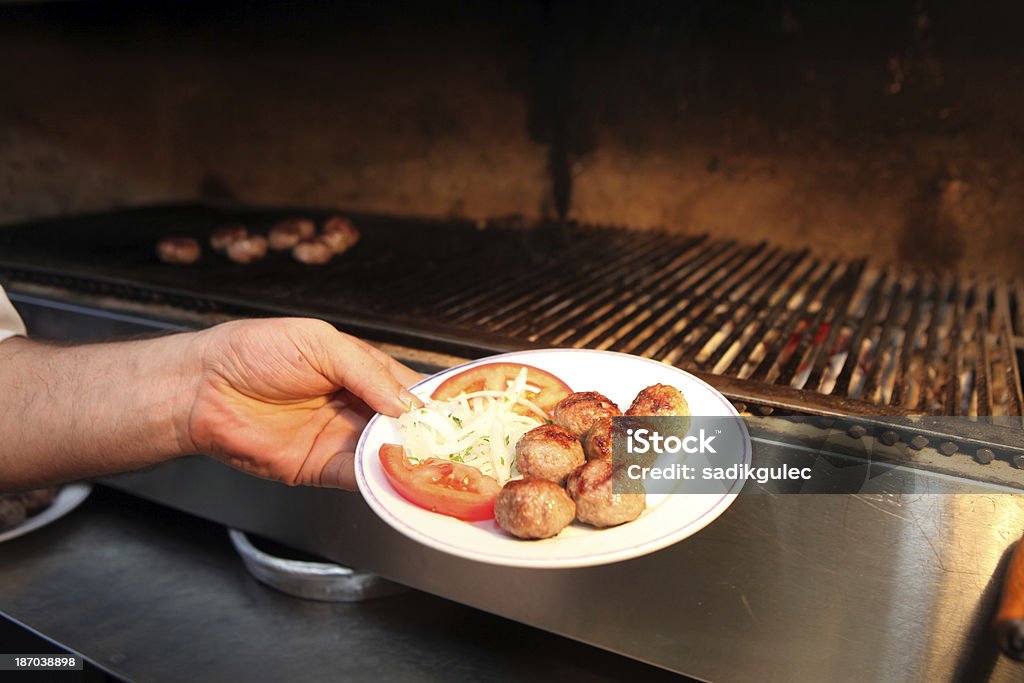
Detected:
left=0, top=487, right=685, bottom=683
left=103, top=451, right=1024, bottom=683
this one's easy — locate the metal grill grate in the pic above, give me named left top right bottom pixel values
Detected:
left=398, top=233, right=1024, bottom=422
left=1, top=205, right=1021, bottom=426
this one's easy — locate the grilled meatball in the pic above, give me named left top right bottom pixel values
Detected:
left=209, top=225, right=248, bottom=251
left=566, top=460, right=645, bottom=528
left=494, top=478, right=576, bottom=540
left=0, top=497, right=27, bottom=532
left=226, top=235, right=269, bottom=264
left=321, top=215, right=360, bottom=254
left=515, top=424, right=585, bottom=484
left=626, top=384, right=691, bottom=436
left=584, top=416, right=661, bottom=467
left=292, top=237, right=334, bottom=265
left=156, top=236, right=201, bottom=265
left=626, top=384, right=689, bottom=417
left=269, top=218, right=316, bottom=250
left=19, top=487, right=57, bottom=514
left=553, top=391, right=621, bottom=438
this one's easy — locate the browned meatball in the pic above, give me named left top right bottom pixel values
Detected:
left=210, top=225, right=248, bottom=251
left=0, top=497, right=27, bottom=532
left=625, top=384, right=691, bottom=437
left=292, top=238, right=334, bottom=265
left=515, top=424, right=584, bottom=484
left=494, top=478, right=576, bottom=540
left=226, top=235, right=269, bottom=264
left=553, top=391, right=621, bottom=438
left=582, top=417, right=615, bottom=462
left=18, top=487, right=57, bottom=514
left=156, top=236, right=201, bottom=265
left=584, top=416, right=660, bottom=467
left=269, top=218, right=316, bottom=250
left=566, top=460, right=645, bottom=528
left=626, top=384, right=689, bottom=418
left=321, top=215, right=360, bottom=253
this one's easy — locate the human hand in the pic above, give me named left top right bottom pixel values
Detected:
left=182, top=318, right=422, bottom=490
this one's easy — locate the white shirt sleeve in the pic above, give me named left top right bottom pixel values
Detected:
left=0, top=284, right=27, bottom=343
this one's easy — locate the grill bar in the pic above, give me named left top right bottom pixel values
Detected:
left=493, top=236, right=696, bottom=337
left=701, top=250, right=812, bottom=372
left=639, top=244, right=778, bottom=361
left=674, top=248, right=800, bottom=368
left=723, top=256, right=823, bottom=377
left=831, top=271, right=889, bottom=397
left=802, top=261, right=866, bottom=394
left=997, top=282, right=1024, bottom=423
left=519, top=237, right=708, bottom=342
left=748, top=260, right=839, bottom=384
left=557, top=240, right=735, bottom=348
left=860, top=278, right=910, bottom=402
left=603, top=243, right=755, bottom=353
left=945, top=278, right=966, bottom=416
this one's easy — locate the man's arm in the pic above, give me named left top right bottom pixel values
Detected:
left=0, top=318, right=422, bottom=492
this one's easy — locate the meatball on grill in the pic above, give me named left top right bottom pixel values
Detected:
left=156, top=236, right=201, bottom=265
left=516, top=424, right=585, bottom=484
left=494, top=478, right=576, bottom=540
left=566, top=460, right=646, bottom=528
left=226, top=235, right=269, bottom=264
left=292, top=237, right=334, bottom=265
left=209, top=225, right=248, bottom=252
left=321, top=215, right=361, bottom=253
left=553, top=391, right=621, bottom=438
left=268, top=218, right=315, bottom=251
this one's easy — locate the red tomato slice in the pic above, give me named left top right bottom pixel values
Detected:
left=431, top=362, right=572, bottom=417
left=378, top=444, right=501, bottom=521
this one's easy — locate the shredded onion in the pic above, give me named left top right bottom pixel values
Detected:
left=398, top=368, right=543, bottom=483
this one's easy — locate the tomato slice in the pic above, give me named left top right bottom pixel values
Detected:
left=378, top=444, right=501, bottom=521
left=431, top=362, right=572, bottom=417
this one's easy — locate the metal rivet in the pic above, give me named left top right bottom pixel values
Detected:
left=880, top=430, right=900, bottom=446
left=909, top=435, right=929, bottom=450
left=938, top=441, right=958, bottom=456
left=847, top=425, right=867, bottom=439
left=974, top=448, right=995, bottom=465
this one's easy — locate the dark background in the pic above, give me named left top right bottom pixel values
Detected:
left=1, top=0, right=1021, bottom=274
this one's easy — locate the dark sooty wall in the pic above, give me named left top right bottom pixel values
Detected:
left=1, top=1, right=1022, bottom=276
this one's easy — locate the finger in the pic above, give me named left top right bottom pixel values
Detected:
left=347, top=338, right=426, bottom=388
left=334, top=389, right=376, bottom=422
left=318, top=450, right=357, bottom=491
left=381, top=355, right=425, bottom=389
left=298, top=402, right=364, bottom=490
left=315, top=333, right=420, bottom=417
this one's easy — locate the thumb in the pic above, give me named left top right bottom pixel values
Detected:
left=313, top=329, right=422, bottom=417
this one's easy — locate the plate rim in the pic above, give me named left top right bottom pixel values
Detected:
left=0, top=482, right=93, bottom=543
left=356, top=348, right=748, bottom=568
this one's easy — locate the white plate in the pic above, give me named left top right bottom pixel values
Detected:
left=356, top=349, right=748, bottom=568
left=0, top=483, right=93, bottom=543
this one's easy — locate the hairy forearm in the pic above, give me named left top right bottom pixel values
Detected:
left=0, top=334, right=201, bottom=491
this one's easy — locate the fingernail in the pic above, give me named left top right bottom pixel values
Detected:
left=401, top=389, right=424, bottom=411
